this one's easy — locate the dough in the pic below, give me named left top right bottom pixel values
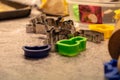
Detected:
left=40, top=0, right=68, bottom=16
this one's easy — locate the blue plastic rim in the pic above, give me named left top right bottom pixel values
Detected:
left=104, top=59, right=120, bottom=80
left=22, top=45, right=51, bottom=58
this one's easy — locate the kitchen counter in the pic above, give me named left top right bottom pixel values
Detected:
left=0, top=8, right=111, bottom=80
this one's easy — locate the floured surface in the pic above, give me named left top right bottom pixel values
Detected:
left=0, top=9, right=111, bottom=80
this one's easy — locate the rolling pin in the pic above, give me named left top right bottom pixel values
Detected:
left=108, top=29, right=120, bottom=72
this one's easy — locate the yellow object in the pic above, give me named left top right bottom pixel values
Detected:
left=114, top=9, right=120, bottom=20
left=40, top=0, right=68, bottom=16
left=89, top=24, right=114, bottom=39
left=114, top=9, right=120, bottom=30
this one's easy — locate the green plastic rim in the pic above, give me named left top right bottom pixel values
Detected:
left=56, top=36, right=87, bottom=56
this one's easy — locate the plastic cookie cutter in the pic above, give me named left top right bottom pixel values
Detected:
left=56, top=36, right=87, bottom=57
left=89, top=24, right=114, bottom=39
left=72, top=4, right=80, bottom=22
left=74, top=30, right=104, bottom=43
left=104, top=59, right=120, bottom=80
left=22, top=45, right=51, bottom=58
left=114, top=9, right=120, bottom=20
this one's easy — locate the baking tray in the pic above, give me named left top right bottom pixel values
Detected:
left=0, top=0, right=31, bottom=20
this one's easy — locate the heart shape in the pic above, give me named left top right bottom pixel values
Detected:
left=56, top=36, right=87, bottom=56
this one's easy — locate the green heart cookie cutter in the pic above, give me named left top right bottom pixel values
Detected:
left=56, top=36, right=87, bottom=56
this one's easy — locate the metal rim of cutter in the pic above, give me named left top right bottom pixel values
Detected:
left=108, top=29, right=120, bottom=60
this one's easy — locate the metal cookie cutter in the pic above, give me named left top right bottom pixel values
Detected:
left=26, top=15, right=76, bottom=51
left=44, top=17, right=76, bottom=51
left=75, top=30, right=104, bottom=43
left=26, top=24, right=35, bottom=33
left=26, top=14, right=47, bottom=34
